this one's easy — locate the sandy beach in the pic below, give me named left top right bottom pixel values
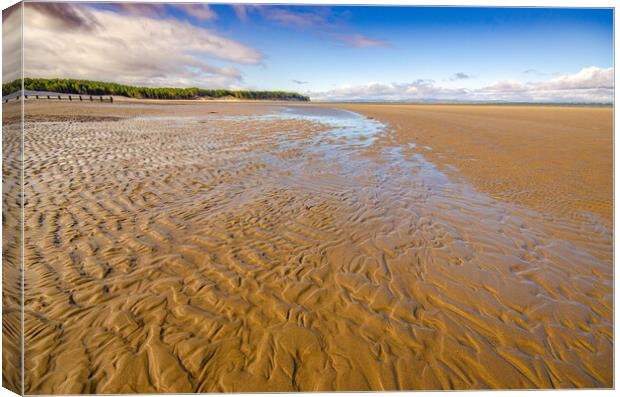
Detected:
left=2, top=100, right=23, bottom=392
left=9, top=100, right=613, bottom=392
left=337, top=104, right=613, bottom=225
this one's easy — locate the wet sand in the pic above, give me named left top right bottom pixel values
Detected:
left=2, top=100, right=23, bottom=394
left=336, top=104, right=613, bottom=225
left=13, top=100, right=612, bottom=392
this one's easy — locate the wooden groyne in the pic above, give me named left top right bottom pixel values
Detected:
left=3, top=94, right=113, bottom=103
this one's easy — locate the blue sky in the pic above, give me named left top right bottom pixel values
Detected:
left=17, top=3, right=614, bottom=101
left=214, top=6, right=613, bottom=92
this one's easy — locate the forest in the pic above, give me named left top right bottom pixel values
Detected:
left=2, top=78, right=310, bottom=101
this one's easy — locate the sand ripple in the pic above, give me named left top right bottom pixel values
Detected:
left=14, top=104, right=613, bottom=392
left=3, top=102, right=23, bottom=393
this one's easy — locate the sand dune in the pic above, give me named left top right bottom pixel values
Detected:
left=8, top=101, right=613, bottom=392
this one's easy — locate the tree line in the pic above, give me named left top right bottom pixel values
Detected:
left=2, top=78, right=310, bottom=101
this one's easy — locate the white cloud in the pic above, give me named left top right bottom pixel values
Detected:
left=536, top=66, right=612, bottom=90
left=310, top=67, right=613, bottom=102
left=22, top=3, right=262, bottom=88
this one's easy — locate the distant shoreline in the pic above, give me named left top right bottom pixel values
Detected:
left=4, top=78, right=611, bottom=107
left=313, top=101, right=613, bottom=108
left=6, top=95, right=611, bottom=109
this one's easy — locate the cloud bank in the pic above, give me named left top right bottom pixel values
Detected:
left=309, top=67, right=613, bottom=102
left=22, top=3, right=261, bottom=88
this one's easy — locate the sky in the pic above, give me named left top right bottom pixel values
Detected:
left=2, top=2, right=614, bottom=102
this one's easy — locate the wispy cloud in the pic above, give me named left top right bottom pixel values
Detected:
left=103, top=3, right=165, bottom=18
left=232, top=4, right=252, bottom=23
left=451, top=72, right=472, bottom=80
left=310, top=67, right=613, bottom=102
left=262, top=6, right=331, bottom=29
left=175, top=4, right=217, bottom=21
left=103, top=3, right=217, bottom=21
left=338, top=34, right=390, bottom=48
left=523, top=68, right=543, bottom=75
left=23, top=3, right=261, bottom=88
left=292, top=80, right=308, bottom=85
left=231, top=5, right=331, bottom=28
left=231, top=5, right=391, bottom=48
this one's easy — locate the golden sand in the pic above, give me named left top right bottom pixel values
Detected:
left=336, top=104, right=613, bottom=224
left=3, top=100, right=612, bottom=392
left=2, top=100, right=23, bottom=393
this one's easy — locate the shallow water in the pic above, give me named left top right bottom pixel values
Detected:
left=20, top=105, right=612, bottom=393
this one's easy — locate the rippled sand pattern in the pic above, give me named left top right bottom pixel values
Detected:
left=3, top=102, right=23, bottom=394
left=21, top=103, right=611, bottom=393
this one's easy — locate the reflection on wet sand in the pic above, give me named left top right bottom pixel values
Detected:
left=20, top=101, right=611, bottom=393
